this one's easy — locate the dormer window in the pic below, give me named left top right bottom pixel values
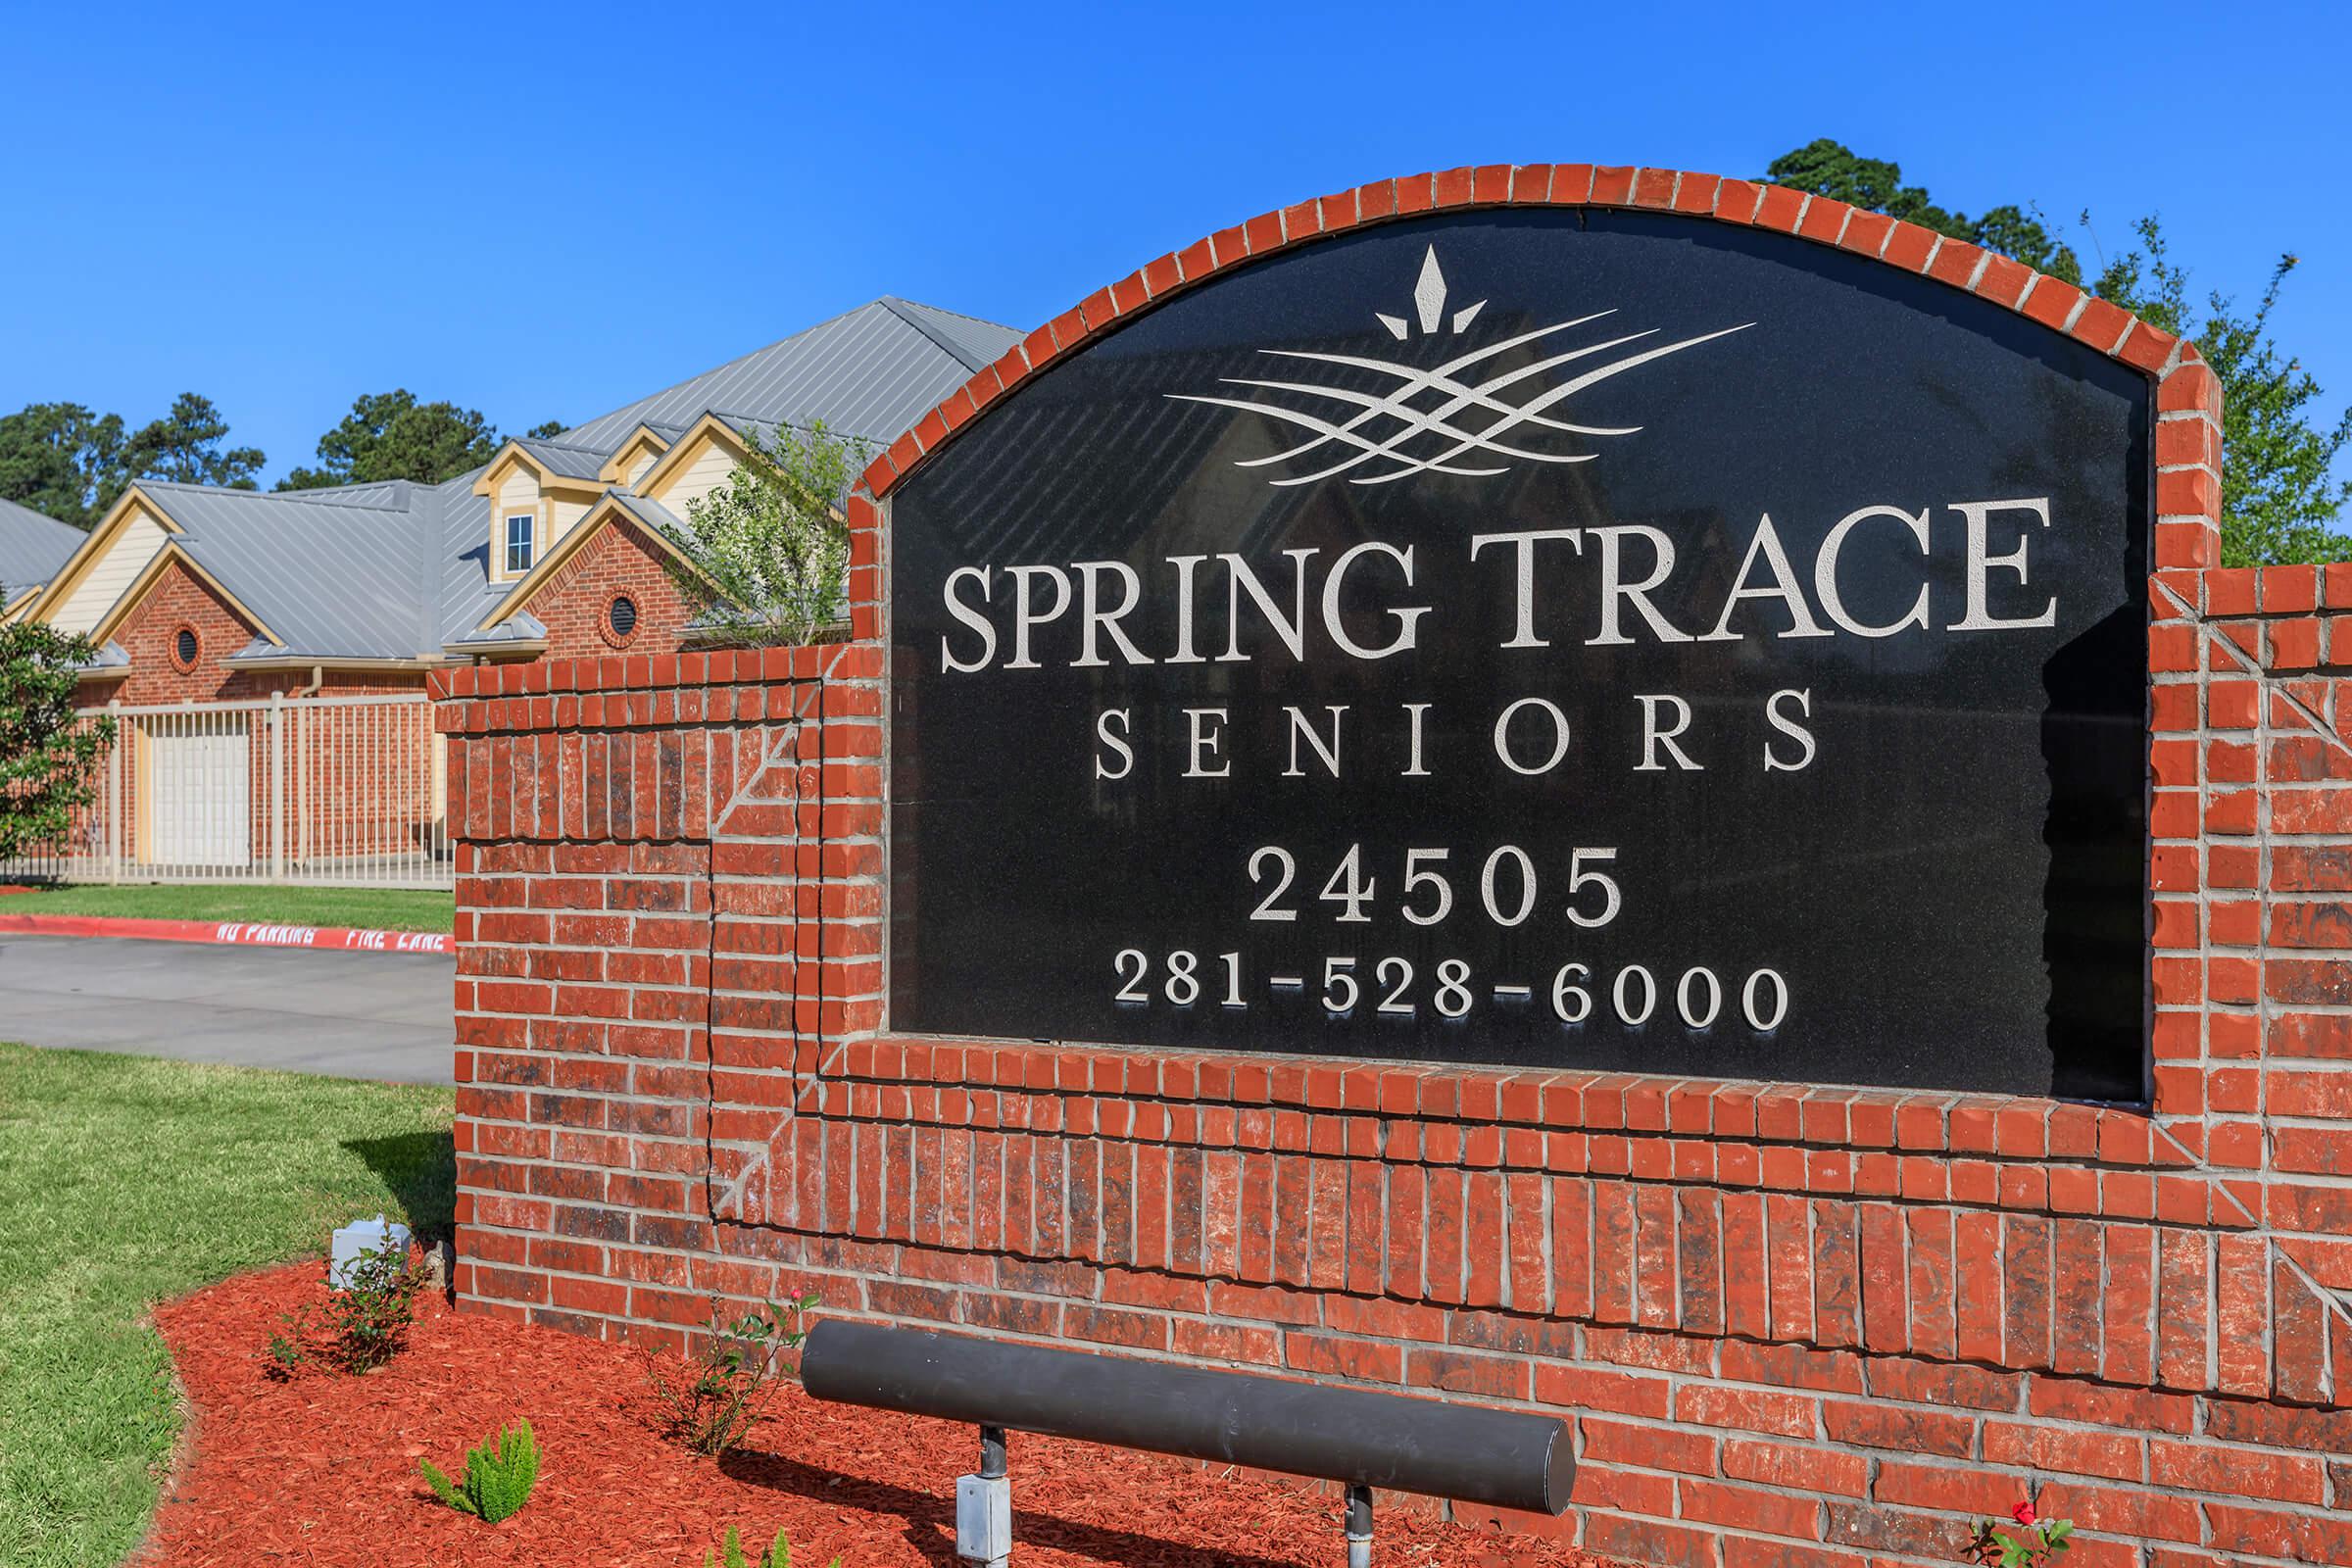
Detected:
left=504, top=514, right=535, bottom=575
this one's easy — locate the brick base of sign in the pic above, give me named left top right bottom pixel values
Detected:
left=433, top=555, right=2352, bottom=1566
left=433, top=167, right=2352, bottom=1568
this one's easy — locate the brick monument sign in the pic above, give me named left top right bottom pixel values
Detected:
left=436, top=166, right=2352, bottom=1566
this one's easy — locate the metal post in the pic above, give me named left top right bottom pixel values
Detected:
left=269, top=693, right=286, bottom=882
left=296, top=701, right=308, bottom=869
left=106, top=701, right=123, bottom=884
left=1345, top=1483, right=1373, bottom=1568
left=956, top=1424, right=1011, bottom=1568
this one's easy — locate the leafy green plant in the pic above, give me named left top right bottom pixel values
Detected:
left=644, top=1293, right=819, bottom=1456
left=0, top=617, right=115, bottom=863
left=704, top=1522, right=839, bottom=1568
left=1969, top=1497, right=2074, bottom=1566
left=2085, top=217, right=2351, bottom=566
left=663, top=420, right=870, bottom=646
left=420, top=1419, right=539, bottom=1523
left=267, top=1242, right=429, bottom=1374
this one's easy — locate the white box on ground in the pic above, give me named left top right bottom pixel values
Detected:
left=955, top=1472, right=1010, bottom=1565
left=329, top=1214, right=411, bottom=1289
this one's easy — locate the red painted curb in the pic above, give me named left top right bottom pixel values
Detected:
left=0, top=912, right=451, bottom=955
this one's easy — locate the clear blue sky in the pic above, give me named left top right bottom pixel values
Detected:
left=3, top=0, right=2346, bottom=489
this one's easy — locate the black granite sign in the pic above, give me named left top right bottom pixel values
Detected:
left=886, top=209, right=2149, bottom=1099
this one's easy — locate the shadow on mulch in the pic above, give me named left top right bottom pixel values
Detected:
left=720, top=1449, right=1302, bottom=1568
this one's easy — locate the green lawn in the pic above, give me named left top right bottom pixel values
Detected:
left=0, top=1044, right=456, bottom=1567
left=0, top=883, right=454, bottom=932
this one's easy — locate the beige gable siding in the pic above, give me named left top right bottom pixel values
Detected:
left=649, top=440, right=738, bottom=517
left=51, top=508, right=169, bottom=633
left=549, top=495, right=592, bottom=545
left=494, top=468, right=541, bottom=578
left=624, top=450, right=657, bottom=486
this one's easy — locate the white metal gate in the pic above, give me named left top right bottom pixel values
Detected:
left=0, top=693, right=452, bottom=889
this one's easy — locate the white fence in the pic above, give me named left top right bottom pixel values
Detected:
left=2, top=693, right=452, bottom=890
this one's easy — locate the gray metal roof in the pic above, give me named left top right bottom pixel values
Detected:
left=609, top=491, right=687, bottom=536
left=59, top=295, right=1017, bottom=661
left=140, top=483, right=438, bottom=660
left=0, top=496, right=86, bottom=601
left=883, top=297, right=1027, bottom=374
left=514, top=437, right=608, bottom=480
left=302, top=480, right=416, bottom=510
left=446, top=608, right=546, bottom=648
left=559, top=298, right=1021, bottom=450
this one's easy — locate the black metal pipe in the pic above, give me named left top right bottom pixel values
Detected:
left=801, top=1319, right=1573, bottom=1515
left=979, top=1424, right=1006, bottom=1481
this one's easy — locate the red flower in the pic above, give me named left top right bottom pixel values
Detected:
left=2013, top=1500, right=2038, bottom=1526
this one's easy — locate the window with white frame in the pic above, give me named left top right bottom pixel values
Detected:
left=504, top=514, right=535, bottom=575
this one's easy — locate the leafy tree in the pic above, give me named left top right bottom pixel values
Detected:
left=0, top=404, right=126, bottom=527
left=1763, top=139, right=2081, bottom=281
left=525, top=420, right=568, bottom=440
left=278, top=390, right=503, bottom=490
left=1764, top=140, right=2351, bottom=565
left=2088, top=220, right=2351, bottom=566
left=0, top=395, right=260, bottom=528
left=121, top=393, right=264, bottom=494
left=0, top=616, right=115, bottom=861
left=664, top=422, right=868, bottom=646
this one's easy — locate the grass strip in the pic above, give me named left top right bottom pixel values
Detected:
left=0, top=884, right=454, bottom=933
left=0, top=1044, right=455, bottom=1566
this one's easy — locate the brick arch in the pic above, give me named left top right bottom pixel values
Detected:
left=855, top=163, right=2220, bottom=586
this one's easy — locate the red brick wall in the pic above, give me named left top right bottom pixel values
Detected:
left=435, top=169, right=2352, bottom=1568
left=524, top=514, right=697, bottom=664
left=90, top=556, right=272, bottom=706
left=62, top=557, right=434, bottom=867
left=80, top=555, right=426, bottom=705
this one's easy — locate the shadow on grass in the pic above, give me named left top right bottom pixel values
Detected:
left=343, top=1130, right=457, bottom=1244
left=719, top=1447, right=1307, bottom=1568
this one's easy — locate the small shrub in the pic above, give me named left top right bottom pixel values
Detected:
left=704, top=1523, right=839, bottom=1568
left=1969, top=1497, right=2074, bottom=1566
left=645, top=1293, right=819, bottom=1457
left=270, top=1243, right=430, bottom=1374
left=420, top=1419, right=540, bottom=1523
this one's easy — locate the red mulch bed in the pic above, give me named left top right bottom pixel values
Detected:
left=137, top=1262, right=1612, bottom=1568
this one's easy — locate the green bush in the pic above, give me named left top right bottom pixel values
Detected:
left=268, top=1243, right=430, bottom=1374
left=420, top=1419, right=539, bottom=1523
left=706, top=1523, right=838, bottom=1568
left=645, top=1294, right=819, bottom=1457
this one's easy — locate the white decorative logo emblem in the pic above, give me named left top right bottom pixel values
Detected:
left=1170, top=245, right=1753, bottom=487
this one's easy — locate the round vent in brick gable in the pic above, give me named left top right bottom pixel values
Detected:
left=172, top=626, right=200, bottom=671
left=606, top=595, right=639, bottom=645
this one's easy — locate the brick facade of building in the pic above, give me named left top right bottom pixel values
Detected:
left=91, top=555, right=424, bottom=707
left=528, top=514, right=699, bottom=665
left=68, top=556, right=436, bottom=868
left=434, top=168, right=2352, bottom=1567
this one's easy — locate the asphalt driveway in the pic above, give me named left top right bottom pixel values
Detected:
left=0, top=934, right=455, bottom=1084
